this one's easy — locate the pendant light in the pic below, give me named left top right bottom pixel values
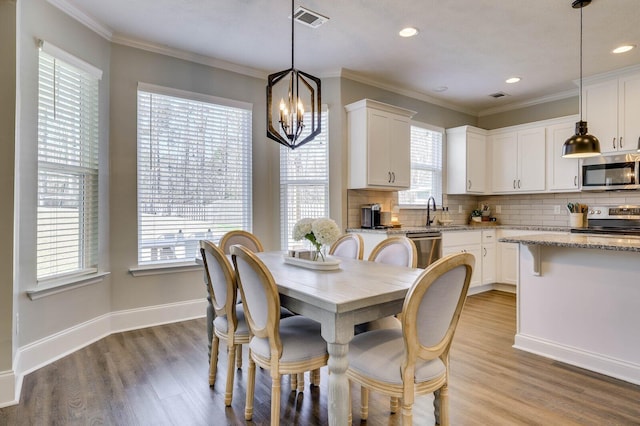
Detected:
left=266, top=0, right=322, bottom=150
left=562, top=0, right=601, bottom=158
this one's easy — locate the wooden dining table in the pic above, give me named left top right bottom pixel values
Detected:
left=254, top=251, right=424, bottom=426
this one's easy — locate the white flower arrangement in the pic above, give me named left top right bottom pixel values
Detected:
left=293, top=217, right=341, bottom=261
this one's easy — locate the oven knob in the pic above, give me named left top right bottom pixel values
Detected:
left=589, top=210, right=594, bottom=215
left=595, top=210, right=601, bottom=214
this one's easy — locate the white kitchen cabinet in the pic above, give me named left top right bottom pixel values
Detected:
left=491, top=127, right=546, bottom=193
left=481, top=230, right=497, bottom=285
left=442, top=230, right=482, bottom=288
left=546, top=119, right=581, bottom=192
left=582, top=71, right=640, bottom=154
left=446, top=126, right=487, bottom=194
left=346, top=99, right=416, bottom=190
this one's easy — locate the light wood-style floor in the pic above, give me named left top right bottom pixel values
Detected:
left=2, top=291, right=640, bottom=425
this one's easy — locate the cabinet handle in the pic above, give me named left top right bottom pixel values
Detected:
left=613, top=137, right=616, bottom=149
left=388, top=171, right=392, bottom=183
left=518, top=179, right=521, bottom=189
left=574, top=176, right=578, bottom=187
left=391, top=172, right=396, bottom=183
left=513, top=180, right=516, bottom=189
left=483, top=247, right=487, bottom=257
left=620, top=137, right=623, bottom=148
left=468, top=180, right=472, bottom=190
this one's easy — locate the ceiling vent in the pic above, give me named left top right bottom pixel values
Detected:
left=488, top=91, right=509, bottom=99
left=292, top=6, right=329, bottom=28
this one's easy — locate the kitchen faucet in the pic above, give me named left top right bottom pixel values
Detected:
left=426, top=196, right=437, bottom=227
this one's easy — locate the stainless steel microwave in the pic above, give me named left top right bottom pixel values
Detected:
left=582, top=153, right=640, bottom=191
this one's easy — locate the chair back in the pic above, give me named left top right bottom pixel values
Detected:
left=199, top=240, right=238, bottom=325
left=329, top=233, right=364, bottom=260
left=219, top=230, right=264, bottom=255
left=368, top=236, right=418, bottom=268
left=231, top=245, right=282, bottom=352
left=401, top=252, right=474, bottom=368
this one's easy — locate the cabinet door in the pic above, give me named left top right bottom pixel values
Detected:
left=498, top=242, right=518, bottom=284
left=389, top=115, right=411, bottom=188
left=517, top=127, right=546, bottom=191
left=583, top=79, right=619, bottom=154
left=443, top=245, right=482, bottom=288
left=466, top=132, right=486, bottom=193
left=619, top=73, right=640, bottom=152
left=482, top=244, right=497, bottom=285
left=366, top=110, right=393, bottom=186
left=547, top=121, right=580, bottom=191
left=491, top=132, right=518, bottom=192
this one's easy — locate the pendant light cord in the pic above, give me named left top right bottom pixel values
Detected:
left=291, top=0, right=294, bottom=69
left=579, top=4, right=583, bottom=121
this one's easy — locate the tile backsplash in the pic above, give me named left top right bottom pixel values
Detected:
left=347, top=189, right=640, bottom=229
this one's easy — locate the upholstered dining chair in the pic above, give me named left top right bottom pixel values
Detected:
left=329, top=233, right=364, bottom=260
left=368, top=236, right=418, bottom=268
left=347, top=252, right=474, bottom=426
left=219, top=229, right=264, bottom=255
left=199, top=240, right=250, bottom=407
left=231, top=245, right=329, bottom=425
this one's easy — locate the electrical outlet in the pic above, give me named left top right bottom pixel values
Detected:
left=554, top=205, right=561, bottom=214
left=496, top=205, right=502, bottom=214
left=458, top=205, right=463, bottom=213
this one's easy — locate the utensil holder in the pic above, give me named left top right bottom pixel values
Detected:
left=569, top=213, right=584, bottom=228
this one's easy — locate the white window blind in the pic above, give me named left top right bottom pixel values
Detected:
left=137, top=86, right=252, bottom=264
left=399, top=123, right=443, bottom=206
left=280, top=110, right=329, bottom=250
left=37, top=47, right=101, bottom=281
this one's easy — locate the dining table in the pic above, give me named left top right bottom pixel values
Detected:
left=254, top=251, right=424, bottom=425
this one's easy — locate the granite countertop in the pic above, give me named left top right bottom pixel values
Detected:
left=348, top=225, right=572, bottom=234
left=498, top=233, right=640, bottom=252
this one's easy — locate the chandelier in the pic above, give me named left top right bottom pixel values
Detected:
left=266, top=0, right=322, bottom=150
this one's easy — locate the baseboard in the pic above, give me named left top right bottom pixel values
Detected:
left=0, top=370, right=17, bottom=408
left=1, top=298, right=206, bottom=407
left=514, top=333, right=640, bottom=386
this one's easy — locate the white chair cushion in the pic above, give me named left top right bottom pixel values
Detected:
left=213, top=303, right=250, bottom=336
left=348, top=328, right=445, bottom=385
left=249, top=316, right=327, bottom=363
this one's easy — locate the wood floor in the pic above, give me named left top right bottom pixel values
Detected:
left=2, top=291, right=640, bottom=425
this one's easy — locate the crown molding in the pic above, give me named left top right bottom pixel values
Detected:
left=477, top=88, right=578, bottom=117
left=47, top=0, right=113, bottom=40
left=111, top=35, right=268, bottom=80
left=339, top=69, right=478, bottom=116
left=580, top=63, right=640, bottom=86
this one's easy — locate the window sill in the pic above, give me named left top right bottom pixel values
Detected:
left=27, top=272, right=111, bottom=300
left=129, top=261, right=202, bottom=277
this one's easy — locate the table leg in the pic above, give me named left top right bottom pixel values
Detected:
left=327, top=342, right=349, bottom=425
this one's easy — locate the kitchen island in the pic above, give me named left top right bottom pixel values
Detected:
left=499, top=233, right=640, bottom=385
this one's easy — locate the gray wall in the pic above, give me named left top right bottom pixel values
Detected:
left=15, top=0, right=112, bottom=346
left=478, top=96, right=579, bottom=129
left=0, top=0, right=16, bottom=371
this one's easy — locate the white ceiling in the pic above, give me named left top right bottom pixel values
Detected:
left=56, top=0, right=640, bottom=115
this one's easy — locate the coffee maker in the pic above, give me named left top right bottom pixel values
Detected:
left=361, top=203, right=386, bottom=229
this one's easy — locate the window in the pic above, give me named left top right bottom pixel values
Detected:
left=36, top=42, right=101, bottom=281
left=280, top=110, right=329, bottom=250
left=137, top=84, right=252, bottom=265
left=399, top=123, right=443, bottom=206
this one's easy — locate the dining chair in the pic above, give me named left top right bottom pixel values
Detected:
left=199, top=240, right=250, bottom=406
left=231, top=245, right=329, bottom=425
left=219, top=229, right=264, bottom=254
left=329, top=233, right=364, bottom=260
left=368, top=236, right=418, bottom=268
left=347, top=252, right=474, bottom=426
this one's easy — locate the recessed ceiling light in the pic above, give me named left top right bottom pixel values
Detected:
left=505, top=77, right=521, bottom=84
left=612, top=44, right=636, bottom=54
left=433, top=86, right=448, bottom=92
left=399, top=27, right=419, bottom=38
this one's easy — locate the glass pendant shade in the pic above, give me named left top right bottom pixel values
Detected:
left=562, top=121, right=601, bottom=158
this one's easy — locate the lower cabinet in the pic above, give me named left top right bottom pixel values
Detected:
left=442, top=230, right=484, bottom=289
left=497, top=230, right=566, bottom=284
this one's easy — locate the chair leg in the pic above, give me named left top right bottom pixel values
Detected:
left=348, top=382, right=352, bottom=424
left=236, top=344, right=243, bottom=369
left=290, top=374, right=297, bottom=391
left=209, top=334, right=219, bottom=386
left=224, top=344, right=236, bottom=406
left=401, top=399, right=414, bottom=426
left=271, top=373, right=281, bottom=426
left=296, top=372, right=305, bottom=392
left=360, top=386, right=369, bottom=420
left=434, top=389, right=441, bottom=425
left=390, top=396, right=399, bottom=413
left=244, top=352, right=256, bottom=421
left=438, top=384, right=450, bottom=426
left=312, top=368, right=321, bottom=386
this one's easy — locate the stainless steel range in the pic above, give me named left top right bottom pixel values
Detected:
left=570, top=205, right=640, bottom=236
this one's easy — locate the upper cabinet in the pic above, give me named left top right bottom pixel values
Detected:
left=446, top=126, right=487, bottom=194
left=547, top=118, right=581, bottom=192
left=582, top=70, right=640, bottom=154
left=490, top=127, right=546, bottom=193
left=346, top=99, right=416, bottom=190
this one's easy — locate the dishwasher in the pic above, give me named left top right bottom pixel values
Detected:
left=407, top=232, right=442, bottom=268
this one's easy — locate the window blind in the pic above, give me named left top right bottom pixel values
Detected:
left=137, top=87, right=252, bottom=264
left=37, top=48, right=100, bottom=281
left=399, top=123, right=443, bottom=206
left=280, top=110, right=329, bottom=250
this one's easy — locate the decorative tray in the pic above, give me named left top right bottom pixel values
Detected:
left=282, top=255, right=341, bottom=270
